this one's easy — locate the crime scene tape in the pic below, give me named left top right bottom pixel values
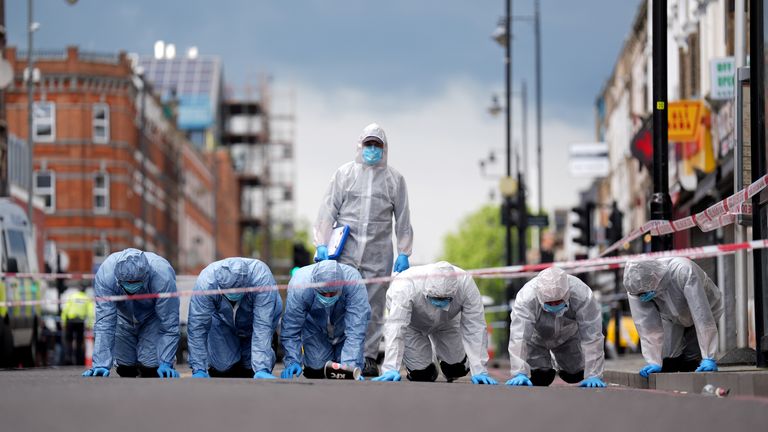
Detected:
left=600, top=173, right=768, bottom=257
left=2, top=238, right=768, bottom=308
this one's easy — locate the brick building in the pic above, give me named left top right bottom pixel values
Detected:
left=208, top=148, right=240, bottom=259
left=4, top=46, right=219, bottom=274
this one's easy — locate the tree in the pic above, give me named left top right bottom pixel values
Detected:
left=441, top=204, right=507, bottom=304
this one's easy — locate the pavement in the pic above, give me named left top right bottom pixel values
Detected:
left=2, top=366, right=768, bottom=432
left=603, top=354, right=768, bottom=397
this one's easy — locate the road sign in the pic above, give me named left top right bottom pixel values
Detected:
left=569, top=142, right=609, bottom=178
left=527, top=215, right=549, bottom=227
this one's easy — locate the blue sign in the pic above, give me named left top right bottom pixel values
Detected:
left=177, top=95, right=213, bottom=130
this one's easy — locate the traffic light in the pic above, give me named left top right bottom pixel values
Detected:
left=607, top=201, right=624, bottom=244
left=500, top=197, right=519, bottom=226
left=571, top=202, right=595, bottom=247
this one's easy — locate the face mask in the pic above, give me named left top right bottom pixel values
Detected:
left=315, top=291, right=340, bottom=307
left=362, top=146, right=383, bottom=165
left=428, top=297, right=452, bottom=311
left=639, top=291, right=656, bottom=302
left=120, top=281, right=144, bottom=294
left=542, top=302, right=567, bottom=314
left=223, top=292, right=244, bottom=302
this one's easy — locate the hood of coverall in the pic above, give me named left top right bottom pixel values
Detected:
left=423, top=262, right=460, bottom=298
left=623, top=259, right=668, bottom=295
left=354, top=123, right=388, bottom=167
left=215, top=258, right=249, bottom=290
left=311, top=260, right=345, bottom=294
left=534, top=267, right=571, bottom=305
left=114, top=248, right=150, bottom=283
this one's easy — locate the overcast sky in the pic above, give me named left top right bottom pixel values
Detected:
left=7, top=0, right=640, bottom=263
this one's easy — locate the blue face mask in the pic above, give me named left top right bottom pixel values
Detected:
left=120, top=281, right=144, bottom=294
left=223, top=291, right=244, bottom=302
left=428, top=297, right=452, bottom=310
left=542, top=302, right=567, bottom=314
left=639, top=291, right=657, bottom=302
left=315, top=291, right=340, bottom=307
left=362, top=146, right=383, bottom=165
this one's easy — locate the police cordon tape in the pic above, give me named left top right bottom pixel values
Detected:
left=2, top=238, right=768, bottom=308
left=600, top=173, right=768, bottom=257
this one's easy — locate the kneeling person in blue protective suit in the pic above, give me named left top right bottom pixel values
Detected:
left=82, top=248, right=180, bottom=378
left=372, top=262, right=497, bottom=385
left=624, top=258, right=723, bottom=378
left=280, top=260, right=371, bottom=380
left=187, top=258, right=283, bottom=379
left=506, top=267, right=606, bottom=388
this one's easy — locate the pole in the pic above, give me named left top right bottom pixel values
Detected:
left=139, top=77, right=147, bottom=250
left=518, top=80, right=527, bottom=265
left=522, top=81, right=528, bottom=183
left=26, top=0, right=34, bottom=224
left=534, top=0, right=543, bottom=219
left=734, top=0, right=749, bottom=349
left=650, top=0, right=672, bottom=252
left=0, top=0, right=8, bottom=198
left=749, top=0, right=767, bottom=368
left=504, top=0, right=513, bottom=267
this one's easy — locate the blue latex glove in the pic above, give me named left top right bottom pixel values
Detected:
left=357, top=375, right=365, bottom=381
left=192, top=370, right=210, bottom=378
left=315, top=245, right=328, bottom=261
left=281, top=362, right=303, bottom=379
left=505, top=373, right=533, bottom=386
left=695, top=358, right=718, bottom=372
left=157, top=362, right=180, bottom=378
left=579, top=376, right=607, bottom=388
left=471, top=373, right=498, bottom=385
left=82, top=367, right=110, bottom=377
left=394, top=254, right=410, bottom=272
left=254, top=370, right=277, bottom=380
left=371, top=370, right=401, bottom=382
left=639, top=363, right=662, bottom=378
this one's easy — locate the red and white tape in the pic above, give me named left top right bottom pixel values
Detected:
left=3, top=239, right=767, bottom=308
left=600, top=174, right=768, bottom=256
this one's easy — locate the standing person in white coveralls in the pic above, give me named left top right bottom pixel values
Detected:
left=506, top=267, right=606, bottom=388
left=313, top=123, right=414, bottom=377
left=371, top=262, right=497, bottom=384
left=623, top=258, right=723, bottom=377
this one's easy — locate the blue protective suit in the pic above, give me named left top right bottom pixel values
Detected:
left=281, top=261, right=371, bottom=370
left=187, top=258, right=282, bottom=374
left=92, top=249, right=179, bottom=369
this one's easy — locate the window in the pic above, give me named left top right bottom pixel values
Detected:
left=6, top=230, right=30, bottom=272
left=34, top=170, right=55, bottom=213
left=32, top=102, right=55, bottom=142
left=93, top=103, right=110, bottom=144
left=93, top=172, right=110, bottom=214
left=92, top=239, right=110, bottom=271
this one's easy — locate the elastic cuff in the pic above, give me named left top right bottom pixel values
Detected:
left=159, top=362, right=172, bottom=368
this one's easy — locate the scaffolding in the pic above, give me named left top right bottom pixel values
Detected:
left=222, top=79, right=295, bottom=274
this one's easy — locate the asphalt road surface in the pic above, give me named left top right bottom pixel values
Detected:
left=1, top=367, right=767, bottom=432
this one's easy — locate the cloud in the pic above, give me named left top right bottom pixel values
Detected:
left=291, top=78, right=595, bottom=264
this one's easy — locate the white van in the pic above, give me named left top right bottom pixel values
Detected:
left=0, top=198, right=45, bottom=367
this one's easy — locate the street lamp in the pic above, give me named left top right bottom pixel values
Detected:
left=492, top=0, right=514, bottom=268
left=26, top=0, right=78, bottom=223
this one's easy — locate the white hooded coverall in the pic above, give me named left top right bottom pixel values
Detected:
left=380, top=262, right=490, bottom=378
left=624, top=258, right=723, bottom=367
left=508, top=267, right=605, bottom=380
left=313, top=123, right=414, bottom=359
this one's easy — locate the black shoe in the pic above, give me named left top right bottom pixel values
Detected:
left=362, top=357, right=379, bottom=377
